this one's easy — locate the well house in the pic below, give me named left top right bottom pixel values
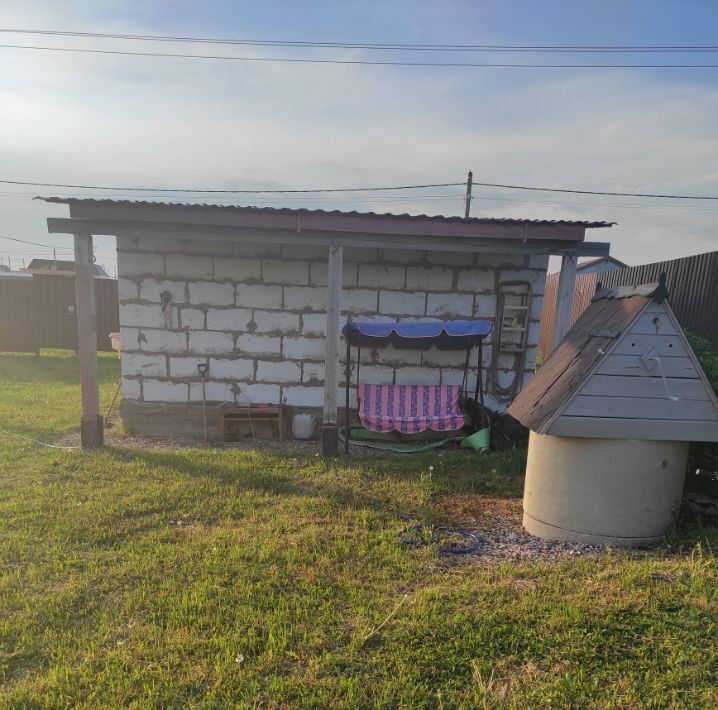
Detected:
left=44, top=199, right=612, bottom=453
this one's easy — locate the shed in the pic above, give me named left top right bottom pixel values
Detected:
left=42, top=198, right=613, bottom=452
left=509, top=278, right=718, bottom=545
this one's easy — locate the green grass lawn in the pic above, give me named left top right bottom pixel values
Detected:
left=0, top=351, right=716, bottom=708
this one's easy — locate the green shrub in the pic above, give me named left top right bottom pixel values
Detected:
left=685, top=332, right=718, bottom=499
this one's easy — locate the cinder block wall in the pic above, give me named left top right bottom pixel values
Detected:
left=116, top=234, right=547, bottom=435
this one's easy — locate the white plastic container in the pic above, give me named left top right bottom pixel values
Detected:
left=292, top=413, right=315, bottom=440
left=109, top=332, right=121, bottom=353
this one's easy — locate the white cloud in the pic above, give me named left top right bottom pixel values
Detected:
left=0, top=3, right=716, bottom=271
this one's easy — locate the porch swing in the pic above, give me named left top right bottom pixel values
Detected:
left=341, top=320, right=493, bottom=453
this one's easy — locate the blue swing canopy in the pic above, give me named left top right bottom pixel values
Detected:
left=342, top=319, right=493, bottom=350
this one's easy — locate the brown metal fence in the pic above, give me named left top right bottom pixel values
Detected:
left=540, top=251, right=718, bottom=356
left=0, top=274, right=119, bottom=353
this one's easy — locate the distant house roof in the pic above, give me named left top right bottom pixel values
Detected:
left=508, top=280, right=718, bottom=442
left=26, top=258, right=108, bottom=277
left=576, top=255, right=628, bottom=272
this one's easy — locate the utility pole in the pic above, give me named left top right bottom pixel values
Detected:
left=464, top=170, right=473, bottom=219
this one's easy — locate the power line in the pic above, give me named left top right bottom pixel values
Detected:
left=472, top=181, right=718, bottom=200
left=471, top=194, right=718, bottom=211
left=13, top=179, right=464, bottom=194
left=1, top=29, right=717, bottom=53
left=6, top=175, right=717, bottom=201
left=2, top=43, right=717, bottom=68
left=0, top=235, right=74, bottom=251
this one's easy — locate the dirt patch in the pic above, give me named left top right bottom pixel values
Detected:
left=432, top=493, right=663, bottom=564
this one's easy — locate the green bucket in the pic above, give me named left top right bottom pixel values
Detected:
left=461, top=427, right=490, bottom=452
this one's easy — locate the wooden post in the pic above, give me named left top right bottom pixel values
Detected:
left=551, top=252, right=578, bottom=352
left=74, top=232, right=103, bottom=449
left=322, top=243, right=343, bottom=456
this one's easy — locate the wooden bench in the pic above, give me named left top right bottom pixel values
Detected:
left=220, top=405, right=285, bottom=441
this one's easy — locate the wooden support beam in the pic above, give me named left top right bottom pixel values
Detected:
left=46, top=218, right=611, bottom=258
left=551, top=252, right=578, bottom=353
left=322, top=243, right=343, bottom=456
left=74, top=232, right=103, bottom=449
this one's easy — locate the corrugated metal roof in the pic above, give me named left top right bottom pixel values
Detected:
left=41, top=197, right=615, bottom=229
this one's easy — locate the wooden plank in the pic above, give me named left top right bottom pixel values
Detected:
left=563, top=394, right=717, bottom=421
left=323, top=243, right=343, bottom=427
left=629, top=311, right=679, bottom=337
left=74, top=232, right=103, bottom=449
left=551, top=416, right=718, bottom=442
left=579, top=374, right=707, bottom=400
left=596, top=354, right=698, bottom=378
left=550, top=252, right=577, bottom=352
left=612, top=333, right=684, bottom=357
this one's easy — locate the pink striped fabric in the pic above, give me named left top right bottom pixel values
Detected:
left=357, top=384, right=465, bottom=434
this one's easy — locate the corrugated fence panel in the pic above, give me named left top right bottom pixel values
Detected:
left=0, top=277, right=38, bottom=352
left=539, top=251, right=718, bottom=355
left=0, top=274, right=119, bottom=353
left=539, top=271, right=599, bottom=357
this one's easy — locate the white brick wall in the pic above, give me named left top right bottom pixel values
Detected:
left=426, top=293, right=473, bottom=318
left=379, top=291, right=425, bottom=316
left=236, top=333, right=281, bottom=356
left=118, top=251, right=165, bottom=277
left=342, top=289, right=377, bottom=313
left=121, top=377, right=142, bottom=400
left=358, top=264, right=405, bottom=289
left=166, top=254, right=212, bottom=279
left=180, top=307, right=205, bottom=329
left=189, top=281, right=234, bottom=306
left=188, top=331, right=233, bottom=354
left=141, top=329, right=187, bottom=353
left=118, top=238, right=546, bottom=416
left=262, top=259, right=309, bottom=285
left=118, top=278, right=138, bottom=300
left=256, top=360, right=302, bottom=383
left=475, top=294, right=497, bottom=318
left=206, top=307, right=252, bottom=331
left=213, top=257, right=262, bottom=282
left=253, top=310, right=300, bottom=334
left=301, top=313, right=326, bottom=336
left=238, top=383, right=280, bottom=404
left=169, top=356, right=208, bottom=378
left=121, top=353, right=167, bottom=378
left=310, top=262, right=359, bottom=288
left=456, top=270, right=495, bottom=293
left=406, top=266, right=453, bottom=291
left=283, top=385, right=323, bottom=407
left=283, top=336, right=325, bottom=360
left=208, top=358, right=254, bottom=380
left=182, top=239, right=233, bottom=256
left=302, top=362, right=325, bottom=385
left=143, top=380, right=188, bottom=402
left=140, top=279, right=186, bottom=303
left=119, top=303, right=167, bottom=329
left=284, top=286, right=327, bottom=312
left=237, top=283, right=282, bottom=309
left=189, top=380, right=235, bottom=402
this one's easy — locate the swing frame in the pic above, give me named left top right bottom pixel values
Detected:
left=341, top=320, right=493, bottom=454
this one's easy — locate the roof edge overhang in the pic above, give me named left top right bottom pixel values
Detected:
left=41, top=197, right=613, bottom=243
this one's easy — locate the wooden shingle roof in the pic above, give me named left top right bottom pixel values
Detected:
left=509, top=287, right=652, bottom=432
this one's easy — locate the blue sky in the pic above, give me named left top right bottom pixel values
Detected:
left=1, top=1, right=717, bottom=273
